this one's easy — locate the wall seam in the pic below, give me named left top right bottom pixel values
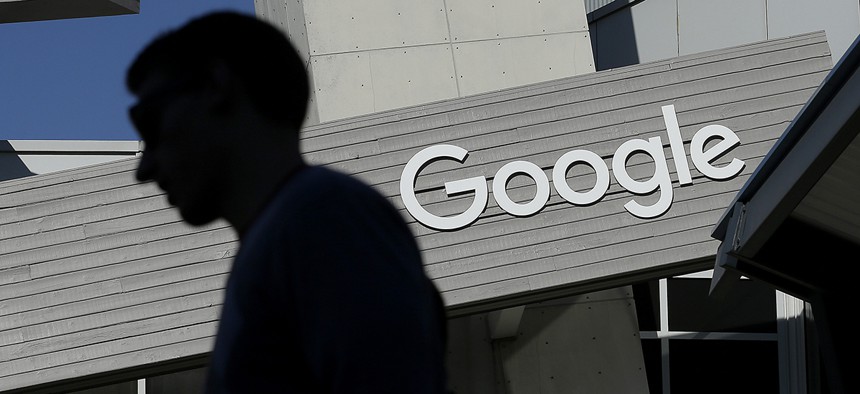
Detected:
left=441, top=0, right=462, bottom=97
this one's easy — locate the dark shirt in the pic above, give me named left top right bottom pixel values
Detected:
left=206, top=166, right=447, bottom=393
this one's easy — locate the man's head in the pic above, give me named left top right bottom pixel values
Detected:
left=128, top=11, right=309, bottom=130
left=127, top=11, right=309, bottom=226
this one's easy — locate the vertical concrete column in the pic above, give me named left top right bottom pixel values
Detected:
left=257, top=0, right=594, bottom=125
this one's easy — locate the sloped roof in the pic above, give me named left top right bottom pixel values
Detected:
left=0, top=0, right=138, bottom=24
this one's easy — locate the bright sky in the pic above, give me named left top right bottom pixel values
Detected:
left=0, top=1, right=255, bottom=141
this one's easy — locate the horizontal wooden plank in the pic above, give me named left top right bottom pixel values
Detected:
left=0, top=274, right=227, bottom=332
left=1, top=221, right=232, bottom=272
left=421, top=177, right=749, bottom=270
left=0, top=207, right=184, bottom=256
left=0, top=242, right=236, bottom=301
left=1, top=167, right=140, bottom=209
left=0, top=289, right=223, bottom=347
left=441, top=240, right=717, bottom=312
left=432, top=207, right=725, bottom=293
left=0, top=336, right=215, bottom=391
left=0, top=266, right=30, bottom=286
left=530, top=239, right=720, bottom=289
left=415, top=168, right=753, bottom=253
left=0, top=258, right=230, bottom=319
left=0, top=279, right=123, bottom=319
left=0, top=306, right=219, bottom=365
left=0, top=157, right=138, bottom=196
left=0, top=194, right=169, bottom=242
left=0, top=182, right=161, bottom=226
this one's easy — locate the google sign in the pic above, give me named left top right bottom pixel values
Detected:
left=400, top=105, right=745, bottom=230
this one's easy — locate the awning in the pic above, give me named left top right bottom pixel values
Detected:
left=711, top=32, right=860, bottom=394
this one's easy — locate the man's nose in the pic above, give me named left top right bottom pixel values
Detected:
left=136, top=151, right=156, bottom=182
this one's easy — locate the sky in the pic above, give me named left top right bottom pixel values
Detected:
left=0, top=1, right=255, bottom=141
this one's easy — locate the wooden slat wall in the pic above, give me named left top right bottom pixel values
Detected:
left=0, top=32, right=831, bottom=391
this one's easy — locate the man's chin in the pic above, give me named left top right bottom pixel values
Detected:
left=178, top=206, right=219, bottom=227
left=165, top=192, right=221, bottom=226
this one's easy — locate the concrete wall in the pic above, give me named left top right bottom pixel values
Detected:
left=446, top=288, right=647, bottom=394
left=256, top=0, right=595, bottom=125
left=591, top=0, right=859, bottom=70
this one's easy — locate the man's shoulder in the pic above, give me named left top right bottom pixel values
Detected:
left=247, top=164, right=415, bottom=250
left=256, top=165, right=394, bottom=227
left=290, top=165, right=384, bottom=202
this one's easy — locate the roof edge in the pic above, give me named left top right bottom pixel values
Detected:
left=712, top=32, right=860, bottom=240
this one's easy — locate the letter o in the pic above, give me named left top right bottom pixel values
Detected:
left=492, top=161, right=550, bottom=217
left=552, top=150, right=609, bottom=205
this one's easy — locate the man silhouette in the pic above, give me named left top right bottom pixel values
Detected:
left=127, top=11, right=447, bottom=393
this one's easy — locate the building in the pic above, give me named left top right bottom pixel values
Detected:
left=1, top=1, right=858, bottom=393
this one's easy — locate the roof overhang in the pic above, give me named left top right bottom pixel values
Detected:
left=711, top=33, right=860, bottom=299
left=0, top=0, right=139, bottom=24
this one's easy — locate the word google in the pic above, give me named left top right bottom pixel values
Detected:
left=400, top=105, right=745, bottom=231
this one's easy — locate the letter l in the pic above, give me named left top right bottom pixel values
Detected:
left=662, top=105, right=693, bottom=185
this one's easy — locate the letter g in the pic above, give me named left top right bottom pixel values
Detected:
left=400, top=145, right=488, bottom=230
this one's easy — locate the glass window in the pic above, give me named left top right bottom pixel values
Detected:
left=633, top=281, right=660, bottom=331
left=669, top=339, right=778, bottom=394
left=639, top=338, right=663, bottom=394
left=667, top=278, right=776, bottom=333
left=147, top=367, right=207, bottom=394
left=68, top=381, right=137, bottom=394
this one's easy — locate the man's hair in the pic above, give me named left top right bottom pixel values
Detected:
left=127, top=11, right=309, bottom=130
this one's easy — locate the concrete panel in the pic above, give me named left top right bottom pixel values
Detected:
left=310, top=53, right=374, bottom=122
left=303, top=0, right=449, bottom=55
left=446, top=0, right=588, bottom=42
left=303, top=77, right=321, bottom=127
left=495, top=288, right=648, bottom=394
left=594, top=0, right=683, bottom=70
left=454, top=33, right=593, bottom=97
left=574, top=31, right=597, bottom=74
left=592, top=5, right=638, bottom=71
left=630, top=0, right=678, bottom=64
left=369, top=44, right=459, bottom=113
left=257, top=0, right=311, bottom=64
left=585, top=0, right=617, bottom=14
left=279, top=0, right=315, bottom=126
left=678, top=0, right=767, bottom=56
left=254, top=0, right=287, bottom=35
left=767, top=0, right=860, bottom=62
left=284, top=0, right=311, bottom=65
left=446, top=314, right=497, bottom=394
